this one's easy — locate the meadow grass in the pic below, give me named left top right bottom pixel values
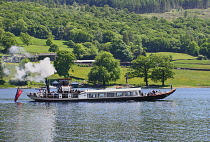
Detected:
left=16, top=37, right=72, bottom=54
left=173, top=60, right=210, bottom=64
left=165, top=69, right=210, bottom=87
left=4, top=62, right=210, bottom=88
left=150, top=52, right=197, bottom=60
left=67, top=65, right=210, bottom=87
left=174, top=63, right=210, bottom=70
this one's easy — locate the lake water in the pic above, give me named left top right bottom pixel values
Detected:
left=0, top=88, right=209, bottom=141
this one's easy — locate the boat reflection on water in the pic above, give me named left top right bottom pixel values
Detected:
left=13, top=102, right=56, bottom=141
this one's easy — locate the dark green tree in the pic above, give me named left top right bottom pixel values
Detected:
left=73, top=44, right=86, bottom=59
left=110, top=39, right=133, bottom=61
left=88, top=51, right=121, bottom=85
left=200, top=42, right=210, bottom=58
left=0, top=32, right=17, bottom=53
left=150, top=55, right=174, bottom=86
left=46, top=38, right=53, bottom=46
left=67, top=40, right=76, bottom=48
left=129, top=55, right=153, bottom=86
left=102, top=30, right=115, bottom=43
left=187, top=41, right=200, bottom=56
left=49, top=44, right=59, bottom=52
left=11, top=19, right=27, bottom=36
left=70, top=29, right=93, bottom=43
left=54, top=50, right=75, bottom=78
left=20, top=32, right=32, bottom=46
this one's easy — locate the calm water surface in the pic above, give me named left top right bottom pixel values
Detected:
left=0, top=88, right=209, bottom=141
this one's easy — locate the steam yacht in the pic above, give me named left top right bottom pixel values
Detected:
left=27, top=79, right=176, bottom=102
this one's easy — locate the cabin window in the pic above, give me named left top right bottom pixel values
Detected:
left=99, top=93, right=105, bottom=98
left=116, top=92, right=123, bottom=96
left=131, top=91, right=138, bottom=96
left=88, top=93, right=97, bottom=98
left=123, top=92, right=131, bottom=96
left=107, top=92, right=115, bottom=97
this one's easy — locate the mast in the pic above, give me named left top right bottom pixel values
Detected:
left=45, top=78, right=50, bottom=93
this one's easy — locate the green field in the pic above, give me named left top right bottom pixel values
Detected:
left=4, top=62, right=210, bottom=88
left=17, top=37, right=72, bottom=54
left=67, top=65, right=210, bottom=88
left=149, top=52, right=197, bottom=60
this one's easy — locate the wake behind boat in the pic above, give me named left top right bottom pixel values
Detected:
left=27, top=79, right=176, bottom=102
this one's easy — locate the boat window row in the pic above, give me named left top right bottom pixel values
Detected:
left=87, top=91, right=139, bottom=98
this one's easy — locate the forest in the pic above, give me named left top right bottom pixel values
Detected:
left=3, top=0, right=210, bottom=13
left=0, top=1, right=210, bottom=61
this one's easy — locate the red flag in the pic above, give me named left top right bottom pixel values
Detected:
left=14, top=88, right=23, bottom=102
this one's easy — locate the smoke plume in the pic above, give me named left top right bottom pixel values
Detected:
left=14, top=57, right=56, bottom=82
left=9, top=46, right=30, bottom=56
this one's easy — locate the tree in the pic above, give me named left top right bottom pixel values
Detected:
left=150, top=55, right=174, bottom=86
left=0, top=32, right=17, bottom=53
left=130, top=54, right=174, bottom=86
left=187, top=41, right=200, bottom=56
left=67, top=40, right=75, bottom=48
left=73, top=44, right=86, bottom=59
left=20, top=32, right=32, bottom=46
left=88, top=66, right=110, bottom=85
left=110, top=39, right=133, bottom=61
left=122, top=31, right=130, bottom=45
left=200, top=42, right=210, bottom=58
left=70, top=29, right=93, bottom=43
left=54, top=50, right=75, bottom=78
left=102, top=30, right=115, bottom=43
left=88, top=51, right=121, bottom=85
left=129, top=55, right=153, bottom=86
left=11, top=19, right=27, bottom=36
left=49, top=44, right=59, bottom=52
left=46, top=38, right=53, bottom=46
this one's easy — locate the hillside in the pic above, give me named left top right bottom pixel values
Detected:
left=1, top=1, right=210, bottom=61
left=3, top=0, right=209, bottom=13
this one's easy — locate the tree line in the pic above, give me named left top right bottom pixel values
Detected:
left=3, top=0, right=209, bottom=13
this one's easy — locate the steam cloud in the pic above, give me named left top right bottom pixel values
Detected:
left=3, top=46, right=56, bottom=82
left=9, top=45, right=30, bottom=56
left=14, top=57, right=56, bottom=82
left=1, top=60, right=10, bottom=76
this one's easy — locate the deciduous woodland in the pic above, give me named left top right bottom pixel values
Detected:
left=1, top=1, right=210, bottom=60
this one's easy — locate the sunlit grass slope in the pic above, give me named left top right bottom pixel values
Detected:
left=16, top=37, right=72, bottom=54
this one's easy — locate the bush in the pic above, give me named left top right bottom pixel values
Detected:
left=197, top=55, right=207, bottom=60
left=0, top=79, right=5, bottom=85
left=9, top=80, right=27, bottom=86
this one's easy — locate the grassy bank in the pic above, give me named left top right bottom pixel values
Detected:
left=68, top=66, right=210, bottom=88
left=3, top=62, right=210, bottom=88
